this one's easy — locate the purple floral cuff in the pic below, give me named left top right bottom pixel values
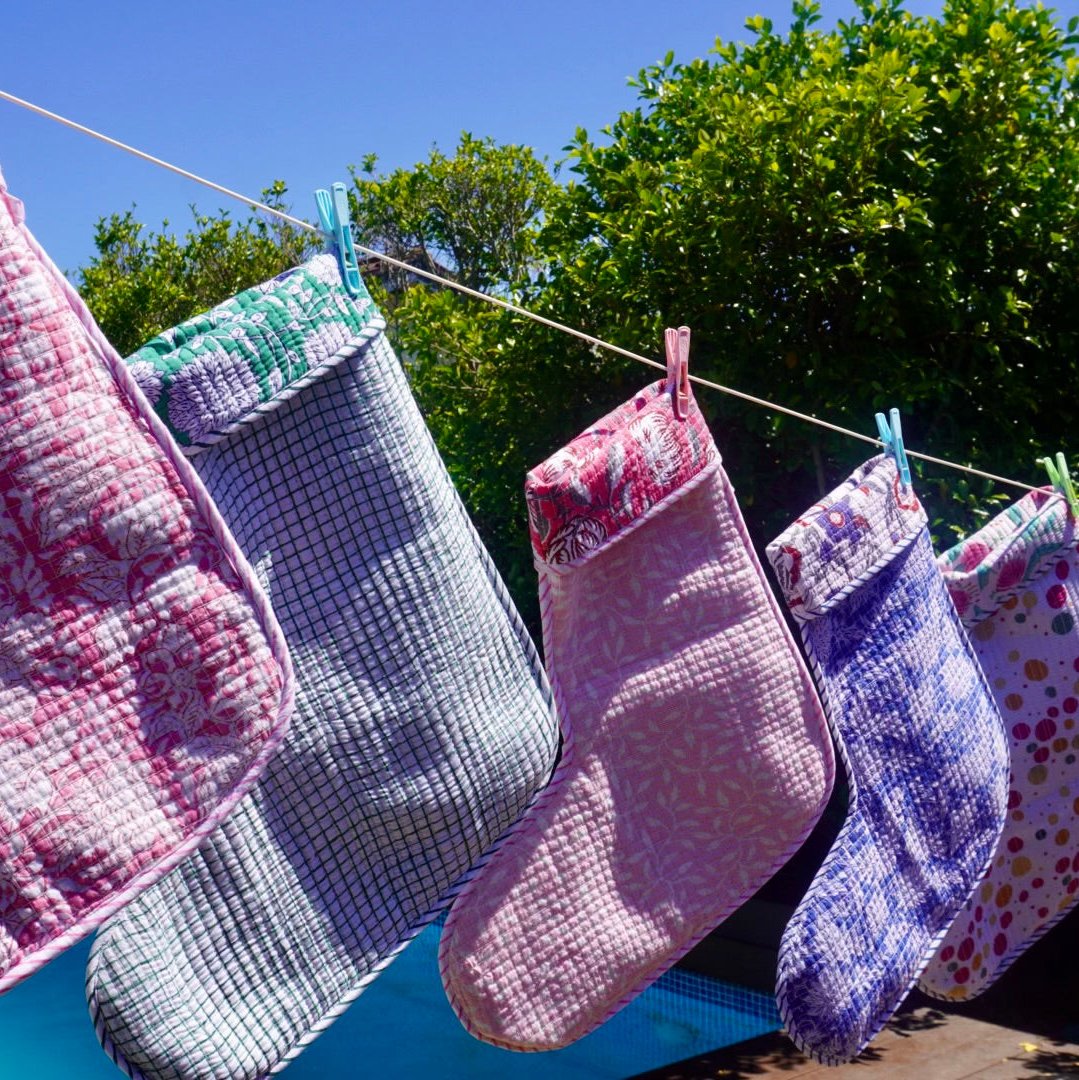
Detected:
left=767, top=454, right=927, bottom=622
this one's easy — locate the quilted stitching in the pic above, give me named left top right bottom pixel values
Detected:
left=0, top=171, right=291, bottom=991
left=86, top=262, right=559, bottom=1080
left=767, top=455, right=1010, bottom=1064
left=129, top=255, right=378, bottom=452
left=439, top=380, right=835, bottom=1051
left=526, top=379, right=714, bottom=564
left=920, top=490, right=1079, bottom=1000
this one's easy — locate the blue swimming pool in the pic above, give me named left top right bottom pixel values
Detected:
left=0, top=924, right=779, bottom=1078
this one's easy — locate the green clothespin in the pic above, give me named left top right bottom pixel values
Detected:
left=1041, top=452, right=1079, bottom=517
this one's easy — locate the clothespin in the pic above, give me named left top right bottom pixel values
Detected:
left=875, top=407, right=912, bottom=489
left=663, top=326, right=691, bottom=420
left=314, top=182, right=362, bottom=297
left=1041, top=452, right=1079, bottom=517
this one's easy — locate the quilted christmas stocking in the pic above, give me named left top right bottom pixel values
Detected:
left=438, top=328, right=835, bottom=1051
left=766, top=455, right=1010, bottom=1065
left=920, top=488, right=1079, bottom=1000
left=86, top=255, right=559, bottom=1080
left=0, top=169, right=291, bottom=992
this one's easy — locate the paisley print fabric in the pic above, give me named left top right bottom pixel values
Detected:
left=767, top=455, right=1009, bottom=1064
left=439, top=374, right=834, bottom=1051
left=920, top=489, right=1079, bottom=1000
left=0, top=168, right=291, bottom=991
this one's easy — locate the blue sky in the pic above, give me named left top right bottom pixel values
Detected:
left=3, top=0, right=1077, bottom=276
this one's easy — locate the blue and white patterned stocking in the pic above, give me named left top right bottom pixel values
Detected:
left=766, top=454, right=1009, bottom=1064
left=85, top=257, right=559, bottom=1079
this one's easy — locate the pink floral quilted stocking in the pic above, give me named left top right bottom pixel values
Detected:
left=0, top=168, right=291, bottom=990
left=439, top=328, right=835, bottom=1050
left=920, top=489, right=1079, bottom=1000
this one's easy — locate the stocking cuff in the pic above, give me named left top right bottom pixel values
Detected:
left=939, top=489, right=1077, bottom=625
left=127, top=254, right=384, bottom=453
left=525, top=380, right=717, bottom=566
left=767, top=454, right=926, bottom=622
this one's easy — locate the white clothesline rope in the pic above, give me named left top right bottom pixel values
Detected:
left=0, top=87, right=1041, bottom=494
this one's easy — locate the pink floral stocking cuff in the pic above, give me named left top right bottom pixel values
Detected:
left=526, top=379, right=717, bottom=566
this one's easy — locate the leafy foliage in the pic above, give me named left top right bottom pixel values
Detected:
left=77, top=182, right=316, bottom=356
left=75, top=0, right=1079, bottom=632
left=350, top=134, right=555, bottom=294
left=543, top=0, right=1079, bottom=544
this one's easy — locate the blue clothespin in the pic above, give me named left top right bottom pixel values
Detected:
left=314, top=181, right=362, bottom=297
left=1041, top=452, right=1079, bottom=517
left=875, top=407, right=912, bottom=489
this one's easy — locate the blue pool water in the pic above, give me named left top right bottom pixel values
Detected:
left=0, top=925, right=779, bottom=1078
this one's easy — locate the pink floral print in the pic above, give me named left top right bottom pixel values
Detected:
left=527, top=380, right=716, bottom=566
left=0, top=168, right=290, bottom=991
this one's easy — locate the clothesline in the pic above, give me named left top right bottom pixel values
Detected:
left=0, top=87, right=1041, bottom=494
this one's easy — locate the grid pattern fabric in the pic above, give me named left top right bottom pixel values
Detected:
left=0, top=168, right=291, bottom=993
left=766, top=455, right=1010, bottom=1064
left=920, top=489, right=1079, bottom=1000
left=86, top=268, right=559, bottom=1079
left=439, top=377, right=834, bottom=1051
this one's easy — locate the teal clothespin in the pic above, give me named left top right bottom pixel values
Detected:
left=314, top=181, right=362, bottom=297
left=875, top=407, right=912, bottom=489
left=1041, top=452, right=1079, bottom=517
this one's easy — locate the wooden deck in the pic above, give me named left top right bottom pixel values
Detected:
left=632, top=1007, right=1079, bottom=1079
left=630, top=885, right=1079, bottom=1080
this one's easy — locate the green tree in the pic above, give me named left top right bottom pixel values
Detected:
left=360, top=0, right=1079, bottom=619
left=74, top=0, right=1079, bottom=631
left=539, top=0, right=1079, bottom=544
left=351, top=133, right=555, bottom=294
left=77, top=182, right=316, bottom=356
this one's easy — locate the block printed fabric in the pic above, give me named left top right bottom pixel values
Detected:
left=767, top=456, right=1009, bottom=1064
left=439, top=361, right=835, bottom=1051
left=0, top=168, right=292, bottom=992
left=920, top=489, right=1079, bottom=999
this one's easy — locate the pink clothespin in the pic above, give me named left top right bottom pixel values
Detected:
left=664, top=325, right=691, bottom=420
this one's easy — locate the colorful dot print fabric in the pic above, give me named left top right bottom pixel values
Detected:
left=920, top=489, right=1079, bottom=1000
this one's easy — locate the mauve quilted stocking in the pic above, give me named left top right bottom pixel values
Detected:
left=438, top=329, right=835, bottom=1051
left=85, top=256, right=559, bottom=1079
left=920, top=489, right=1079, bottom=1000
left=766, top=455, right=1009, bottom=1064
